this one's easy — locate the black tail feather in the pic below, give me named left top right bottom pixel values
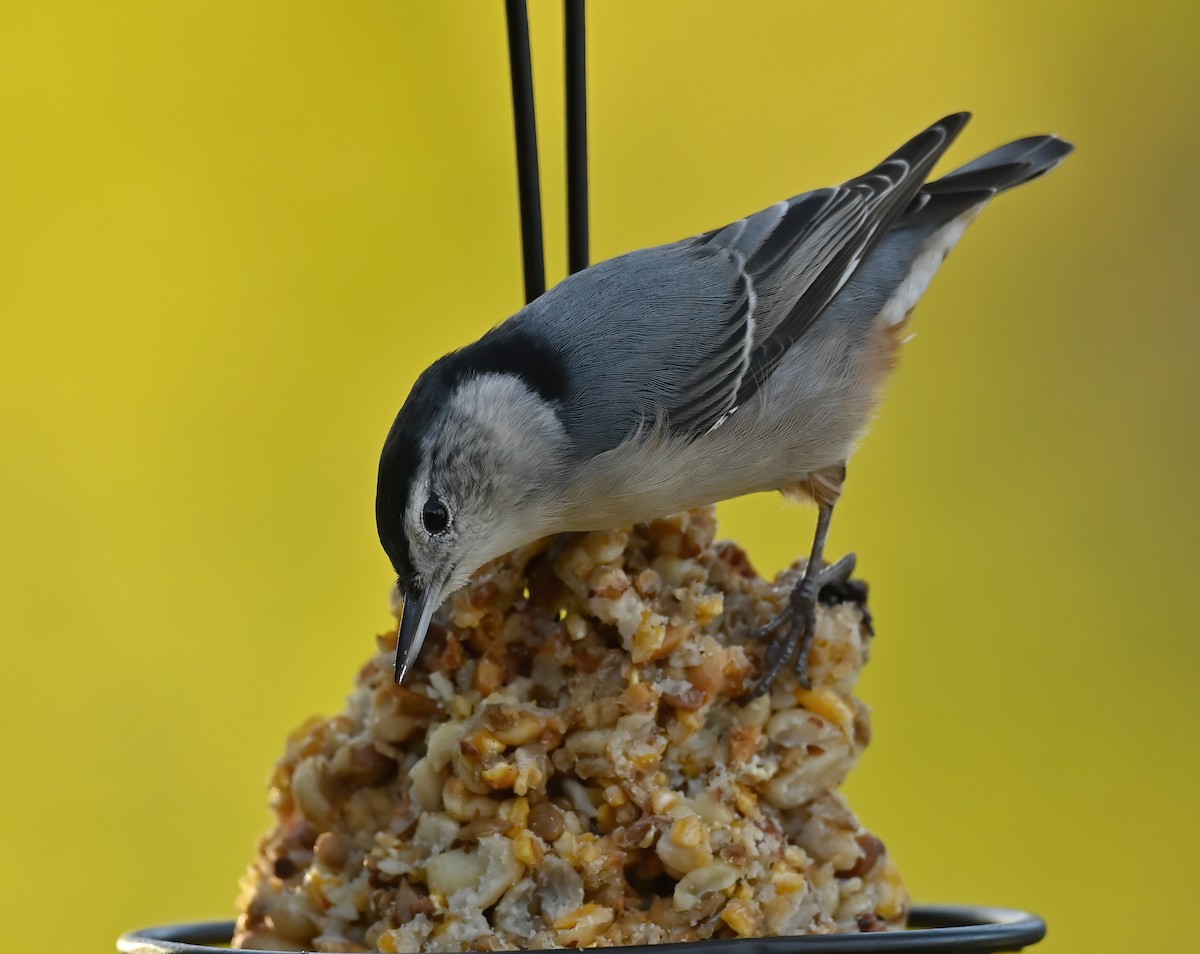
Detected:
left=902, top=134, right=1073, bottom=222
left=938, top=135, right=1075, bottom=188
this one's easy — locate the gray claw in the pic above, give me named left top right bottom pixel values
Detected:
left=819, top=553, right=857, bottom=591
left=750, top=554, right=861, bottom=698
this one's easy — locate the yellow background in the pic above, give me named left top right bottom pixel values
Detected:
left=2, top=2, right=1197, bottom=952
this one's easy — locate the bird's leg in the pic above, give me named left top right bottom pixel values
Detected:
left=750, top=465, right=860, bottom=697
left=750, top=503, right=835, bottom=695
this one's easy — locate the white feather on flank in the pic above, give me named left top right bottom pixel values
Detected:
left=878, top=205, right=983, bottom=327
left=561, top=320, right=885, bottom=533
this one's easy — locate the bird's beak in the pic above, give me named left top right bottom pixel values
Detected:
left=395, top=579, right=443, bottom=685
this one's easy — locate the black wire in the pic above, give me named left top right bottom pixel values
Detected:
left=504, top=0, right=546, bottom=303
left=565, top=0, right=588, bottom=275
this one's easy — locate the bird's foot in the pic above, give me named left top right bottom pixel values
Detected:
left=748, top=553, right=861, bottom=698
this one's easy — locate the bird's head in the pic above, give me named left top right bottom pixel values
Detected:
left=376, top=331, right=570, bottom=683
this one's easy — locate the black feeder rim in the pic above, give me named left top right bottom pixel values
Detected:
left=118, top=906, right=1046, bottom=954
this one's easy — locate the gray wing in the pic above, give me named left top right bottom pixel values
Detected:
left=728, top=112, right=971, bottom=409
left=513, top=240, right=757, bottom=455
left=513, top=114, right=971, bottom=456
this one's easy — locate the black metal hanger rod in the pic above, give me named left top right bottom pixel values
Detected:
left=565, top=0, right=588, bottom=275
left=504, top=0, right=546, bottom=303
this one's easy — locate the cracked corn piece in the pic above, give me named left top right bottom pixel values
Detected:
left=233, top=508, right=907, bottom=951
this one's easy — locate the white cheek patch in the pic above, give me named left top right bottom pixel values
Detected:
left=451, top=374, right=565, bottom=459
left=878, top=206, right=982, bottom=327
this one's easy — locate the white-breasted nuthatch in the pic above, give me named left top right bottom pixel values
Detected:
left=376, top=112, right=1072, bottom=693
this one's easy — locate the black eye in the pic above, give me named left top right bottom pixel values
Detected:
left=421, top=495, right=450, bottom=535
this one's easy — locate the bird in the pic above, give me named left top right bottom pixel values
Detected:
left=375, top=112, right=1072, bottom=693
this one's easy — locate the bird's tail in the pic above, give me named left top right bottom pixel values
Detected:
left=904, top=134, right=1074, bottom=223
left=819, top=130, right=1073, bottom=333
